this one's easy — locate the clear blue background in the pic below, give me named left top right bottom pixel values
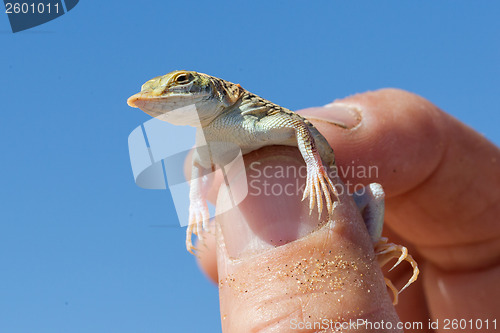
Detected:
left=1, top=1, right=498, bottom=332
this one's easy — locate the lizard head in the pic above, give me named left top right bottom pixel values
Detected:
left=127, top=70, right=243, bottom=126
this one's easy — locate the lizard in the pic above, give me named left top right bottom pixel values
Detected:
left=127, top=70, right=419, bottom=304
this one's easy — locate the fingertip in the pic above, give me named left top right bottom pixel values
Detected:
left=213, top=153, right=400, bottom=331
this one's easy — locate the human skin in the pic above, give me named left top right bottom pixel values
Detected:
left=193, top=89, right=500, bottom=332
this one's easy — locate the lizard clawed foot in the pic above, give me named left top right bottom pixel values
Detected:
left=302, top=162, right=338, bottom=218
left=374, top=237, right=419, bottom=305
left=185, top=201, right=210, bottom=255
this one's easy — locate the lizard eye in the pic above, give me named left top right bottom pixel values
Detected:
left=174, top=73, right=190, bottom=84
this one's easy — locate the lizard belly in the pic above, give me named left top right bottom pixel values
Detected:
left=240, top=134, right=297, bottom=155
left=202, top=119, right=297, bottom=162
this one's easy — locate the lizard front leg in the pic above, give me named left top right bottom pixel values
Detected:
left=294, top=123, right=339, bottom=217
left=254, top=115, right=339, bottom=217
left=186, top=158, right=213, bottom=254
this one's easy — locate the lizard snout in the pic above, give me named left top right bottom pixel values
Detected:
left=127, top=93, right=143, bottom=108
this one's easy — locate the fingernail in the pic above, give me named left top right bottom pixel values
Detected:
left=216, top=149, right=327, bottom=259
left=299, top=103, right=362, bottom=129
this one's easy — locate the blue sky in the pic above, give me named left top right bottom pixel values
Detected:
left=0, top=1, right=498, bottom=332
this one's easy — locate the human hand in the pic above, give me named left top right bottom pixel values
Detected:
left=196, top=89, right=500, bottom=332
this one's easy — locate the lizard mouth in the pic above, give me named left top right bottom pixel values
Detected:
left=127, top=92, right=174, bottom=118
left=127, top=93, right=174, bottom=118
left=127, top=91, right=200, bottom=108
left=127, top=92, right=175, bottom=112
left=127, top=92, right=205, bottom=120
left=127, top=92, right=152, bottom=108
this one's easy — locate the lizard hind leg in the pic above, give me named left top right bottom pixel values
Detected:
left=374, top=237, right=419, bottom=305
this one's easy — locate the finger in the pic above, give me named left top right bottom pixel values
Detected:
left=297, top=89, right=500, bottom=329
left=423, top=262, right=500, bottom=333
left=298, top=89, right=500, bottom=270
left=215, top=147, right=401, bottom=333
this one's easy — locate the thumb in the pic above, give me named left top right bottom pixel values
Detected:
left=215, top=146, right=400, bottom=332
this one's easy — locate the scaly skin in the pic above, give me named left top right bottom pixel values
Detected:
left=128, top=71, right=339, bottom=246
left=127, top=70, right=418, bottom=304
